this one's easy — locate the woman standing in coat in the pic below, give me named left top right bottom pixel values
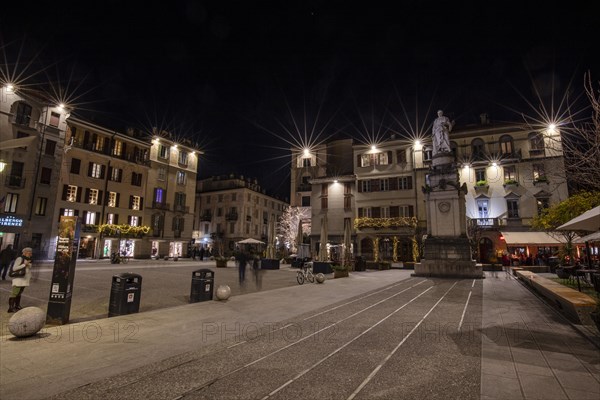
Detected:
left=7, top=247, right=33, bottom=313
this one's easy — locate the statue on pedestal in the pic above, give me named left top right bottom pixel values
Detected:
left=432, top=110, right=453, bottom=156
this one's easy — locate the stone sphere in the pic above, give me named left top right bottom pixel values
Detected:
left=8, top=307, right=46, bottom=338
left=315, top=273, right=325, bottom=284
left=216, top=285, right=231, bottom=300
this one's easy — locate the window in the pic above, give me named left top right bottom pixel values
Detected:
left=108, top=192, right=118, bottom=207
left=89, top=163, right=103, bottom=179
left=537, top=198, right=550, bottom=216
left=499, top=135, right=513, bottom=155
left=529, top=132, right=545, bottom=152
left=217, top=207, right=223, bottom=217
left=35, top=197, right=47, bottom=216
left=89, top=189, right=99, bottom=205
left=63, top=209, right=75, bottom=217
left=321, top=196, right=328, bottom=209
left=129, top=216, right=139, bottom=226
left=398, top=176, right=413, bottom=190
left=507, top=199, right=520, bottom=218
left=66, top=185, right=78, bottom=202
left=471, top=138, right=486, bottom=161
left=178, top=151, right=188, bottom=165
left=45, top=140, right=57, bottom=155
left=301, top=196, right=311, bottom=206
left=94, top=135, right=105, bottom=152
left=361, top=180, right=371, bottom=192
left=475, top=168, right=486, bottom=183
left=85, top=211, right=97, bottom=224
left=360, top=152, right=391, bottom=167
left=106, top=213, right=116, bottom=224
left=40, top=167, right=52, bottom=184
left=131, top=171, right=143, bottom=186
left=232, top=193, right=237, bottom=201
left=49, top=112, right=60, bottom=127
left=176, top=171, right=186, bottom=185
left=533, top=164, right=546, bottom=181
left=423, top=147, right=433, bottom=161
left=159, top=144, right=169, bottom=159
left=218, top=194, right=223, bottom=202
left=380, top=179, right=389, bottom=191
left=154, top=188, right=165, bottom=203
left=8, top=161, right=24, bottom=187
left=396, top=149, right=407, bottom=164
left=380, top=206, right=390, bottom=218
left=70, top=158, right=81, bottom=174
left=175, top=192, right=186, bottom=208
left=206, top=195, right=211, bottom=204
left=344, top=195, right=351, bottom=209
left=229, top=223, right=235, bottom=234
left=15, top=102, right=32, bottom=125
left=477, top=199, right=491, bottom=225
left=302, top=158, right=312, bottom=167
left=157, top=167, right=166, bottom=181
left=399, top=205, right=414, bottom=217
left=110, top=167, right=122, bottom=182
left=503, top=166, right=516, bottom=181
left=4, top=193, right=18, bottom=213
left=112, top=140, right=123, bottom=156
left=359, top=207, right=372, bottom=218
left=131, top=196, right=141, bottom=210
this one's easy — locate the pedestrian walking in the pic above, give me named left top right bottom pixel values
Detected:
left=0, top=244, right=17, bottom=280
left=236, top=250, right=248, bottom=284
left=7, top=247, right=33, bottom=313
left=251, top=252, right=263, bottom=290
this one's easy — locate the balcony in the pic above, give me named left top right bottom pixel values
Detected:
left=200, top=213, right=212, bottom=222
left=10, top=114, right=32, bottom=128
left=5, top=175, right=26, bottom=188
left=173, top=204, right=189, bottom=213
left=467, top=218, right=501, bottom=230
left=354, top=217, right=417, bottom=230
left=500, top=149, right=522, bottom=163
left=152, top=201, right=170, bottom=211
left=225, top=212, right=238, bottom=221
left=297, top=184, right=312, bottom=192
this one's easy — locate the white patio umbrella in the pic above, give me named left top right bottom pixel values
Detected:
left=557, top=206, right=600, bottom=232
left=237, top=238, right=265, bottom=245
left=319, top=214, right=328, bottom=261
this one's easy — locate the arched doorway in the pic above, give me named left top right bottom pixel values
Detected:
left=360, top=238, right=373, bottom=260
left=479, top=238, right=494, bottom=263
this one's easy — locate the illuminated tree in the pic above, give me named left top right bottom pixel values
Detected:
left=279, top=206, right=311, bottom=253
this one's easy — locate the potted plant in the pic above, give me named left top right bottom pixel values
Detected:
left=590, top=293, right=600, bottom=332
left=331, top=263, right=349, bottom=278
left=475, top=180, right=488, bottom=187
left=215, top=256, right=228, bottom=268
left=503, top=178, right=519, bottom=187
left=534, top=176, right=549, bottom=185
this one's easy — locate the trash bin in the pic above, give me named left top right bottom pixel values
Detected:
left=355, top=256, right=366, bottom=271
left=108, top=273, right=142, bottom=317
left=190, top=269, right=214, bottom=303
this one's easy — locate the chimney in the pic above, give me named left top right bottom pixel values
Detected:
left=480, top=113, right=489, bottom=125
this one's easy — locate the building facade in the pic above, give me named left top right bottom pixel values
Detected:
left=195, top=175, right=288, bottom=257
left=293, top=118, right=570, bottom=264
left=0, top=84, right=70, bottom=257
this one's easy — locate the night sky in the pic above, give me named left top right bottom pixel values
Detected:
left=1, top=1, right=597, bottom=198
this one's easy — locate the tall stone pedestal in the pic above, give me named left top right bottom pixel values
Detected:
left=414, top=152, right=483, bottom=279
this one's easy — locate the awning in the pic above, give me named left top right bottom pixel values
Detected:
left=557, top=206, right=600, bottom=232
left=578, top=231, right=600, bottom=243
left=501, top=231, right=564, bottom=245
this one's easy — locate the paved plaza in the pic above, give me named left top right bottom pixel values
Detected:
left=1, top=263, right=599, bottom=399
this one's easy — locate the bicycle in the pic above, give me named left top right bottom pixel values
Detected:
left=296, top=263, right=315, bottom=285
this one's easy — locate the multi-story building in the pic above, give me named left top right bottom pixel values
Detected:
left=303, top=139, right=355, bottom=260
left=0, top=84, right=69, bottom=257
left=453, top=120, right=568, bottom=262
left=195, top=175, right=288, bottom=256
left=146, top=131, right=201, bottom=258
left=294, top=116, right=571, bottom=264
left=52, top=117, right=152, bottom=259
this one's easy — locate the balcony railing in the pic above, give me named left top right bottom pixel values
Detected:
left=225, top=212, right=238, bottom=221
left=297, top=184, right=312, bottom=192
left=5, top=175, right=26, bottom=188
left=467, top=218, right=501, bottom=230
left=152, top=201, right=170, bottom=210
left=500, top=149, right=522, bottom=163
left=200, top=213, right=212, bottom=221
left=173, top=204, right=189, bottom=213
left=354, top=217, right=417, bottom=230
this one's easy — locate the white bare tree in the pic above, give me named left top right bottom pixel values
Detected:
left=279, top=206, right=311, bottom=253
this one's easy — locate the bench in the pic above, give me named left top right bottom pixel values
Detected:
left=515, top=270, right=598, bottom=325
